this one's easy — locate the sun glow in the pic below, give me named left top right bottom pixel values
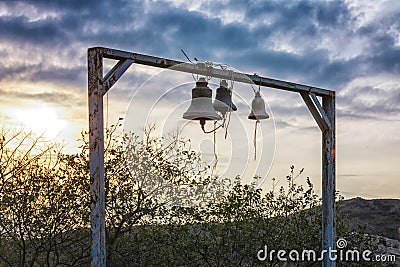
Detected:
left=13, top=107, right=67, bottom=139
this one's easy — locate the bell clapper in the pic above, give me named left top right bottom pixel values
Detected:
left=200, top=118, right=206, bottom=132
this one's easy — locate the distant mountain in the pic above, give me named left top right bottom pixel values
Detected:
left=338, top=197, right=400, bottom=240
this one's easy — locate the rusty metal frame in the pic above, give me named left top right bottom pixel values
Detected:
left=88, top=46, right=336, bottom=267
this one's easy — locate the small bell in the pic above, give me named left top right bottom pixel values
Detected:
left=213, top=79, right=237, bottom=116
left=183, top=78, right=221, bottom=125
left=248, top=91, right=269, bottom=120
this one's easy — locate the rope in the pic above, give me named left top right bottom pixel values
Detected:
left=181, top=49, right=192, bottom=63
left=253, top=120, right=260, bottom=161
left=201, top=122, right=224, bottom=133
left=106, top=92, right=109, bottom=130
left=224, top=69, right=234, bottom=139
left=213, top=121, right=218, bottom=169
left=224, top=111, right=231, bottom=139
left=250, top=73, right=258, bottom=93
left=181, top=49, right=197, bottom=81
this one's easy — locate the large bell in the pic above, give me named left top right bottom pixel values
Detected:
left=248, top=91, right=269, bottom=120
left=183, top=78, right=221, bottom=123
left=213, top=79, right=237, bottom=115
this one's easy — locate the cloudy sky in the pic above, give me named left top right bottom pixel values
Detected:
left=0, top=0, right=399, bottom=199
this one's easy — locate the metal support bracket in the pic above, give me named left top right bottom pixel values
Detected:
left=310, top=93, right=332, bottom=130
left=103, top=59, right=134, bottom=94
left=300, top=92, right=332, bottom=132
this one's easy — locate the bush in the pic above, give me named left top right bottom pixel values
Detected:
left=0, top=127, right=376, bottom=266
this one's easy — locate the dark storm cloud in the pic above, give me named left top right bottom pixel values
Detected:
left=235, top=1, right=360, bottom=87
left=0, top=15, right=65, bottom=44
left=355, top=18, right=400, bottom=74
left=247, top=0, right=352, bottom=32
left=3, top=0, right=134, bottom=16
left=337, top=85, right=400, bottom=120
left=0, top=0, right=142, bottom=47
left=0, top=88, right=85, bottom=107
left=0, top=64, right=32, bottom=81
left=274, top=120, right=319, bottom=132
left=0, top=62, right=85, bottom=88
left=0, top=0, right=399, bottom=119
left=139, top=1, right=363, bottom=89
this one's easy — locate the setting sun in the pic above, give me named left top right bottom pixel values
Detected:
left=12, top=107, right=67, bottom=139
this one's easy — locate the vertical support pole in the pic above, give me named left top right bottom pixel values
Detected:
left=88, top=48, right=106, bottom=267
left=322, top=94, right=336, bottom=267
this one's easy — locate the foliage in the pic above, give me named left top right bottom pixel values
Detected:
left=100, top=124, right=218, bottom=263
left=0, top=128, right=90, bottom=266
left=116, top=168, right=321, bottom=266
left=0, top=126, right=379, bottom=266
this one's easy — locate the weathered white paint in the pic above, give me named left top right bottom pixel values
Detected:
left=88, top=48, right=106, bottom=267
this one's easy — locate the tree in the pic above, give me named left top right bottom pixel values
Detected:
left=0, top=126, right=379, bottom=266
left=0, top=128, right=90, bottom=266
left=99, top=124, right=218, bottom=264
left=114, top=167, right=376, bottom=266
left=0, top=124, right=218, bottom=266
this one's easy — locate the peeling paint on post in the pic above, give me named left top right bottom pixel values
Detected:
left=301, top=92, right=336, bottom=266
left=322, top=94, right=336, bottom=267
left=88, top=48, right=106, bottom=267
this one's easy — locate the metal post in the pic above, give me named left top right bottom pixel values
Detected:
left=88, top=48, right=106, bottom=266
left=322, top=94, right=336, bottom=267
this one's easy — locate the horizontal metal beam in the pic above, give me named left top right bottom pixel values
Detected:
left=88, top=47, right=334, bottom=97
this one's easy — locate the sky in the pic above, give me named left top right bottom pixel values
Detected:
left=0, top=0, right=399, bottom=199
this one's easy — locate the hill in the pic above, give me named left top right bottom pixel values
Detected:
left=339, top=197, right=400, bottom=240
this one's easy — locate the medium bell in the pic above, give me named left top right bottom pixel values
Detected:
left=213, top=79, right=237, bottom=115
left=183, top=78, right=221, bottom=124
left=248, top=91, right=269, bottom=120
